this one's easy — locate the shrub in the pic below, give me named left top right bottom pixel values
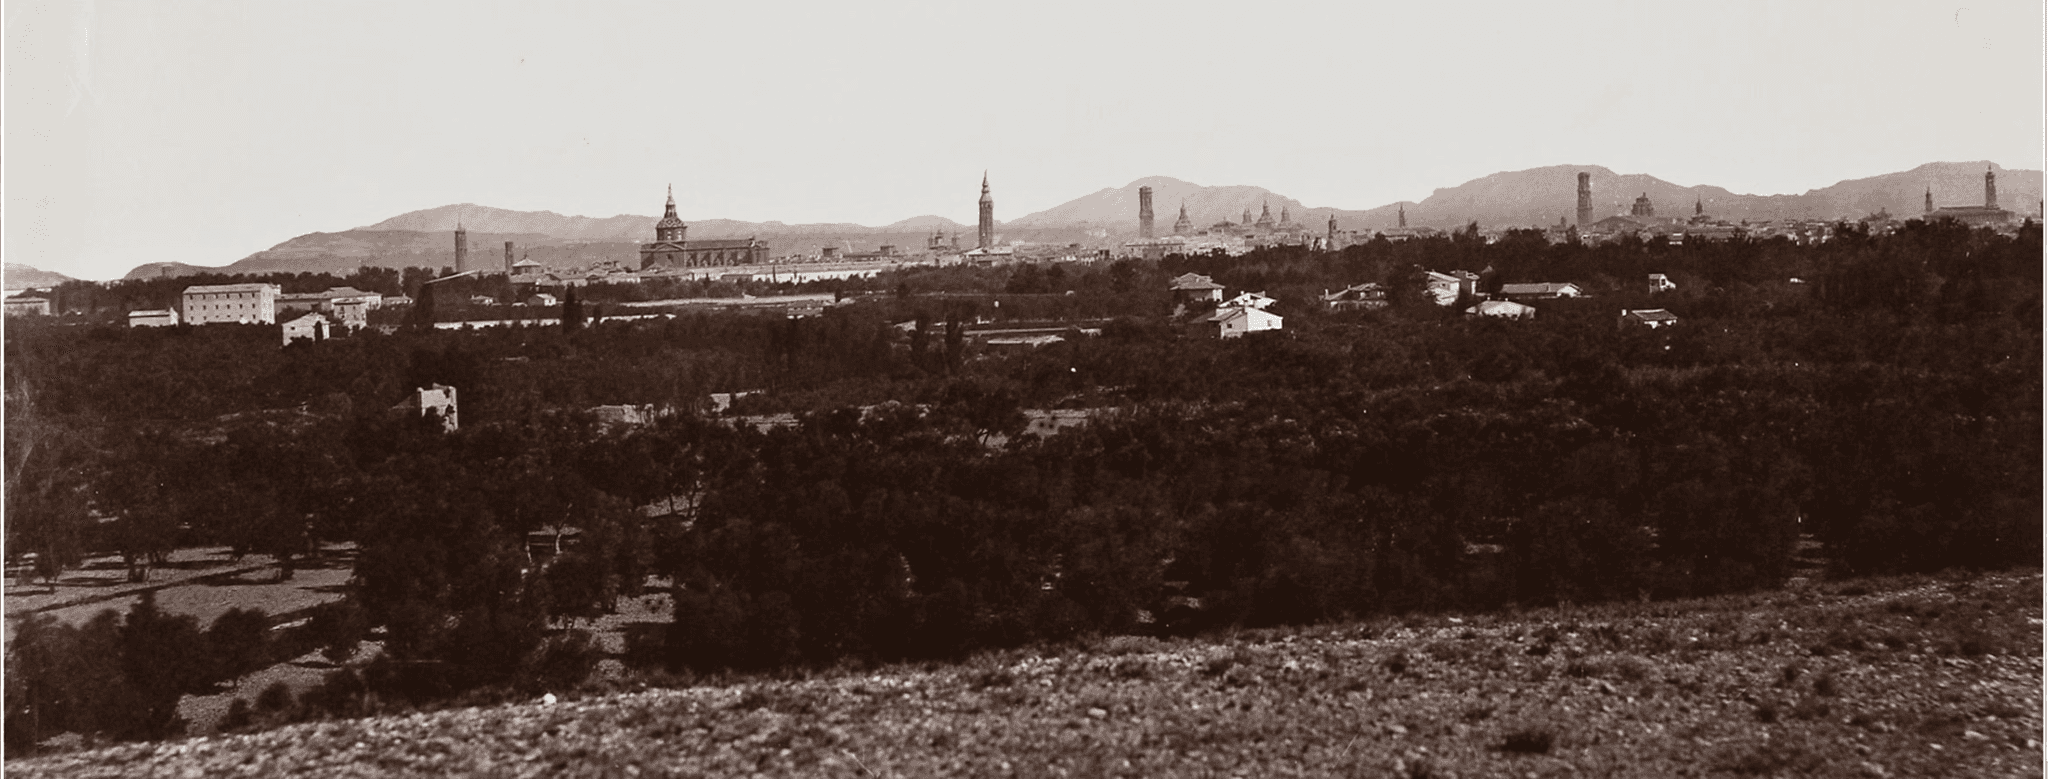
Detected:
left=1499, top=723, right=1556, bottom=754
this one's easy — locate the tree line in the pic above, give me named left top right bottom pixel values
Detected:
left=5, top=218, right=2037, bottom=746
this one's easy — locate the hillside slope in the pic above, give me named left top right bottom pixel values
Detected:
left=12, top=570, right=2038, bottom=778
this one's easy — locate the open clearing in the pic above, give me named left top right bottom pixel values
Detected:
left=9, top=569, right=2040, bottom=778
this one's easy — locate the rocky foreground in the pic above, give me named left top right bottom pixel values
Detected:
left=10, top=571, right=2041, bottom=778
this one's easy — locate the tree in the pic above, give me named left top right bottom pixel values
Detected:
left=562, top=286, right=585, bottom=332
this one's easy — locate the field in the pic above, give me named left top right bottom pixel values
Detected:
left=10, top=568, right=2038, bottom=778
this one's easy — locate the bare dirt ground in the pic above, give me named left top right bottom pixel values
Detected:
left=9, top=568, right=2039, bottom=778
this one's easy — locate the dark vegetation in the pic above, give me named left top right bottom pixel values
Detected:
left=6, top=218, right=2039, bottom=749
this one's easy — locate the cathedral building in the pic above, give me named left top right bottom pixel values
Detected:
left=638, top=185, right=770, bottom=270
left=1923, top=166, right=2015, bottom=227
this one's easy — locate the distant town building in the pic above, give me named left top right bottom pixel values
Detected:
left=638, top=185, right=771, bottom=269
left=1173, top=202, right=1194, bottom=235
left=1630, top=193, right=1656, bottom=218
left=505, top=241, right=516, bottom=274
left=182, top=283, right=281, bottom=325
left=1648, top=273, right=1677, bottom=294
left=5, top=292, right=52, bottom=317
left=1279, top=205, right=1293, bottom=228
left=1255, top=202, right=1276, bottom=230
left=455, top=221, right=469, bottom=274
left=128, top=309, right=179, bottom=327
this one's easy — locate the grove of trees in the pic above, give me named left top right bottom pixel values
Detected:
left=6, top=218, right=2038, bottom=746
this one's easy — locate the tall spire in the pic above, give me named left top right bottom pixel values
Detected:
left=977, top=172, right=995, bottom=251
left=1925, top=185, right=1934, bottom=214
left=654, top=183, right=687, bottom=244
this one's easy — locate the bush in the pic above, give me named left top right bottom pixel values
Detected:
left=1499, top=723, right=1556, bottom=754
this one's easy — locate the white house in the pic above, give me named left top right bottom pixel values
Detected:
left=281, top=312, right=330, bottom=346
left=1205, top=305, right=1283, bottom=339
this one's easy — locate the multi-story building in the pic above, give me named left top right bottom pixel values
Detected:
left=182, top=283, right=281, bottom=325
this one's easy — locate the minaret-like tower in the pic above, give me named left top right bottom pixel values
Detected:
left=1139, top=185, right=1155, bottom=239
left=656, top=184, right=687, bottom=243
left=454, top=220, right=469, bottom=273
left=1985, top=165, right=1998, bottom=209
left=978, top=172, right=994, bottom=251
left=1398, top=203, right=1407, bottom=229
left=1255, top=201, right=1275, bottom=229
left=1327, top=213, right=1337, bottom=247
left=1242, top=208, right=1252, bottom=226
left=504, top=241, right=515, bottom=274
left=1173, top=201, right=1193, bottom=235
left=1925, top=187, right=1934, bottom=214
left=1695, top=196, right=1703, bottom=217
left=1280, top=205, right=1292, bottom=227
left=1576, top=172, right=1593, bottom=227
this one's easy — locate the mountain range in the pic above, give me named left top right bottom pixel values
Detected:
left=4, top=263, right=76, bottom=290
left=109, top=161, right=2039, bottom=280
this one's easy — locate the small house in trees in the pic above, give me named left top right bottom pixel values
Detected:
left=280, top=312, right=331, bottom=346
left=1169, top=273, right=1224, bottom=306
left=1499, top=282, right=1583, bottom=301
left=1648, top=273, right=1677, bottom=294
left=1424, top=270, right=1479, bottom=306
left=393, top=384, right=459, bottom=432
left=1322, top=282, right=1388, bottom=311
left=1620, top=309, right=1679, bottom=329
left=1202, top=305, right=1283, bottom=339
left=127, top=309, right=179, bottom=327
left=1466, top=300, right=1536, bottom=320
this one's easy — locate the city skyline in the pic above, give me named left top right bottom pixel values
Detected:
left=7, top=0, right=2043, bottom=281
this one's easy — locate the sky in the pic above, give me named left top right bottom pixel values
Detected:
left=6, top=0, right=2043, bottom=281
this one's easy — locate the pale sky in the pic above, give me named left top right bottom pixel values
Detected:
left=7, top=0, right=2043, bottom=281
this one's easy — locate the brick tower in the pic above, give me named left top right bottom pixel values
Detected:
left=1139, top=186, right=1155, bottom=239
left=1576, top=172, right=1593, bottom=227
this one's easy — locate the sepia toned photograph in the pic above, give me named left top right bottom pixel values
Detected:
left=4, top=1, right=2042, bottom=775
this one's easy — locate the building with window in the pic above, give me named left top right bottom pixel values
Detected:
left=638, top=185, right=772, bottom=270
left=182, top=283, right=281, bottom=325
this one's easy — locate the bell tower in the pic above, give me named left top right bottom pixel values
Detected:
left=978, top=172, right=994, bottom=251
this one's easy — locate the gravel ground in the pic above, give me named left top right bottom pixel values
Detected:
left=10, top=570, right=2040, bottom=778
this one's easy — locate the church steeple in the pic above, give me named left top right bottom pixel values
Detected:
left=977, top=172, right=995, bottom=251
left=1925, top=186, right=1934, bottom=214
left=1985, top=165, right=1998, bottom=209
left=655, top=183, right=687, bottom=243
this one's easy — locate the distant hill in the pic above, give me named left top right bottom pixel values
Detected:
left=3, top=263, right=76, bottom=289
left=118, top=162, right=2042, bottom=280
left=1012, top=164, right=2044, bottom=234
